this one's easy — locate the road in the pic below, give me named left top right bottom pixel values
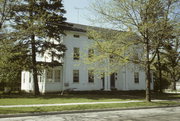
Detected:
left=0, top=106, right=180, bottom=121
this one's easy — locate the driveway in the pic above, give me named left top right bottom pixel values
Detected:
left=0, top=106, right=180, bottom=121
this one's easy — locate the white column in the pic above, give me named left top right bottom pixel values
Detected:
left=103, top=58, right=111, bottom=91
left=104, top=73, right=111, bottom=91
left=123, top=65, right=128, bottom=90
left=43, top=69, right=46, bottom=93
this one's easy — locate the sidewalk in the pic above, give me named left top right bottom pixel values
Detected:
left=0, top=100, right=172, bottom=108
left=0, top=100, right=179, bottom=118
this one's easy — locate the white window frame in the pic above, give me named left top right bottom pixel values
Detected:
left=88, top=70, right=94, bottom=83
left=73, top=47, right=80, bottom=60
left=134, top=72, right=139, bottom=83
left=73, top=70, right=79, bottom=83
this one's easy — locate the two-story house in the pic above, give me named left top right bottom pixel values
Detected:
left=21, top=23, right=154, bottom=93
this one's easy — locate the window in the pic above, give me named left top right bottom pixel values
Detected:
left=23, top=73, right=25, bottom=83
left=73, top=70, right=79, bottom=83
left=39, top=75, right=41, bottom=82
left=73, top=47, right=80, bottom=60
left=29, top=74, right=31, bottom=83
left=74, top=34, right=80, bottom=38
left=109, top=55, right=114, bottom=63
left=150, top=72, right=153, bottom=83
left=88, top=49, right=94, bottom=58
left=88, top=70, right=94, bottom=83
left=88, top=36, right=93, bottom=39
left=55, top=70, right=61, bottom=82
left=134, top=72, right=139, bottom=83
left=133, top=52, right=139, bottom=63
left=47, top=70, right=53, bottom=82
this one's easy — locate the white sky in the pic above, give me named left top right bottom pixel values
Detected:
left=63, top=0, right=96, bottom=25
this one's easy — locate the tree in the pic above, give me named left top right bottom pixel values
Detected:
left=0, top=0, right=16, bottom=29
left=10, top=0, right=67, bottom=95
left=0, top=0, right=24, bottom=92
left=89, top=0, right=179, bottom=102
left=0, top=39, right=29, bottom=92
left=153, top=24, right=179, bottom=92
left=152, top=0, right=180, bottom=92
left=162, top=37, right=180, bottom=90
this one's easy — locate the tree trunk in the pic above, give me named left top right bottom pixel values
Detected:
left=31, top=34, right=40, bottom=96
left=172, top=80, right=177, bottom=91
left=0, top=23, right=2, bottom=29
left=146, top=63, right=151, bottom=102
left=157, top=49, right=163, bottom=93
left=146, top=38, right=151, bottom=102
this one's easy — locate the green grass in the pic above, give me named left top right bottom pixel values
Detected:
left=0, top=101, right=180, bottom=114
left=0, top=97, right=130, bottom=105
left=0, top=92, right=143, bottom=105
left=0, top=91, right=179, bottom=106
left=0, top=91, right=179, bottom=114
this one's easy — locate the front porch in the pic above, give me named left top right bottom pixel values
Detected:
left=42, top=66, right=63, bottom=93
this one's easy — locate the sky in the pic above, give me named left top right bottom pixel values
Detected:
left=63, top=0, right=95, bottom=26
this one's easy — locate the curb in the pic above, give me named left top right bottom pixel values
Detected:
left=0, top=105, right=180, bottom=118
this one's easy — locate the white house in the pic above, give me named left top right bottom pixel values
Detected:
left=176, top=81, right=180, bottom=90
left=21, top=23, right=154, bottom=93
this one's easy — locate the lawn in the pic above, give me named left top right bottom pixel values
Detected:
left=0, top=91, right=180, bottom=106
left=0, top=101, right=180, bottom=114
left=0, top=91, right=145, bottom=105
left=0, top=91, right=179, bottom=114
left=0, top=96, right=131, bottom=106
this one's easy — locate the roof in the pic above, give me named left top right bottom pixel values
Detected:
left=62, top=23, right=91, bottom=33
left=37, top=61, right=62, bottom=67
left=63, top=22, right=118, bottom=33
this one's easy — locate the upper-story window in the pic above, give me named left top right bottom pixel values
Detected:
left=134, top=72, right=139, bottom=83
left=88, top=49, right=94, bottom=58
left=73, top=47, right=80, bottom=60
left=109, top=55, right=114, bottom=63
left=74, top=34, right=80, bottom=38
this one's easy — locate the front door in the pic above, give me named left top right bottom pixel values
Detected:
left=101, top=73, right=105, bottom=90
left=110, top=73, right=115, bottom=89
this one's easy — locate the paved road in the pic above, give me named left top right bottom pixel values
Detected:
left=0, top=106, right=180, bottom=121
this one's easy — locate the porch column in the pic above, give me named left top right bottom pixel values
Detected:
left=123, top=65, right=128, bottom=90
left=104, top=73, right=111, bottom=91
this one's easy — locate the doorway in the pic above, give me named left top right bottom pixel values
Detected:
left=110, top=73, right=116, bottom=89
left=101, top=73, right=105, bottom=90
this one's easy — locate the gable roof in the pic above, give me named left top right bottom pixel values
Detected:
left=63, top=22, right=114, bottom=33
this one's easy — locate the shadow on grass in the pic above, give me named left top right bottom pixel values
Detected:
left=152, top=92, right=180, bottom=100
left=0, top=90, right=179, bottom=101
left=0, top=90, right=146, bottom=100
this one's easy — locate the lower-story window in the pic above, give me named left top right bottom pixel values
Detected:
left=29, top=74, right=31, bottom=83
left=47, top=69, right=53, bottom=82
left=88, top=70, right=94, bottom=83
left=23, top=73, right=25, bottom=83
left=38, top=75, right=42, bottom=82
left=47, top=69, right=61, bottom=82
left=73, top=70, right=79, bottom=83
left=55, top=70, right=61, bottom=82
left=134, top=72, right=139, bottom=83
